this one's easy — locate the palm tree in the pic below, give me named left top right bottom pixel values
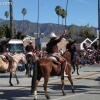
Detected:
left=55, top=5, right=62, bottom=31
left=61, top=9, right=67, bottom=29
left=9, top=0, right=14, bottom=38
left=22, top=8, right=27, bottom=34
left=4, top=11, right=9, bottom=20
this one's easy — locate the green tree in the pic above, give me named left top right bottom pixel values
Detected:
left=67, top=24, right=77, bottom=36
left=22, top=8, right=27, bottom=34
left=4, top=11, right=9, bottom=20
left=0, top=24, right=16, bottom=38
left=61, top=9, right=67, bottom=29
left=79, top=26, right=84, bottom=37
left=9, top=0, right=14, bottom=38
left=79, top=25, right=94, bottom=38
left=16, top=31, right=26, bottom=39
left=55, top=5, right=62, bottom=30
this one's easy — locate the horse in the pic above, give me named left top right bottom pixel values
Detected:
left=25, top=50, right=43, bottom=77
left=25, top=53, right=36, bottom=77
left=71, top=52, right=81, bottom=75
left=31, top=50, right=75, bottom=100
left=0, top=53, right=26, bottom=86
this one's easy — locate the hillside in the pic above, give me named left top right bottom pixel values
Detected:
left=0, top=18, right=98, bottom=37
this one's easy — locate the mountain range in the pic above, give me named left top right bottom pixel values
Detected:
left=0, top=18, right=98, bottom=37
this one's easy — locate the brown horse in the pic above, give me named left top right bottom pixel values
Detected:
left=0, top=53, right=26, bottom=86
left=31, top=50, right=75, bottom=100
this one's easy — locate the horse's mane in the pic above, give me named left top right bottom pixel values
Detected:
left=62, top=50, right=71, bottom=62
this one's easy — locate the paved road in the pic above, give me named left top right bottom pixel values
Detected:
left=0, top=64, right=100, bottom=100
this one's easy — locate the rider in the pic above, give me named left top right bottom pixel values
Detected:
left=0, top=38, right=13, bottom=72
left=25, top=40, right=35, bottom=55
left=25, top=40, right=36, bottom=75
left=46, top=30, right=67, bottom=78
left=66, top=36, right=78, bottom=62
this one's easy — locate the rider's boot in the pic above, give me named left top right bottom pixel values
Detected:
left=6, top=56, right=13, bottom=72
left=3, top=58, right=8, bottom=63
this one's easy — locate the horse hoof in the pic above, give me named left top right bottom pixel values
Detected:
left=10, top=84, right=13, bottom=86
left=17, top=81, right=20, bottom=84
left=62, top=91, right=66, bottom=96
left=46, top=95, right=50, bottom=99
left=77, top=73, right=79, bottom=75
left=72, top=89, right=75, bottom=93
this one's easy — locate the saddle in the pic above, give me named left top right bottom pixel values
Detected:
left=0, top=55, right=8, bottom=63
left=48, top=56, right=61, bottom=66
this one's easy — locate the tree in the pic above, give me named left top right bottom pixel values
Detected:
left=0, top=24, right=16, bottom=38
left=9, top=0, right=14, bottom=38
left=4, top=11, right=9, bottom=20
left=55, top=5, right=62, bottom=31
left=22, top=8, right=27, bottom=34
left=61, top=9, right=67, bottom=29
left=79, top=25, right=94, bottom=38
left=16, top=31, right=26, bottom=39
left=67, top=24, right=77, bottom=37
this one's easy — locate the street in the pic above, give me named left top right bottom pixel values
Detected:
left=0, top=64, right=100, bottom=100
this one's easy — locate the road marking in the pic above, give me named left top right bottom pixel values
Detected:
left=0, top=92, right=4, bottom=94
left=0, top=72, right=99, bottom=92
left=52, top=91, right=90, bottom=100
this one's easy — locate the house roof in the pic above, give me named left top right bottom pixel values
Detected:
left=90, top=37, right=98, bottom=45
left=76, top=38, right=92, bottom=44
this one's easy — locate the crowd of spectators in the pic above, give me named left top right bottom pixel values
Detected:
left=80, top=48, right=100, bottom=65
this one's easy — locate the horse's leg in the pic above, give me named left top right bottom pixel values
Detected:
left=76, top=64, right=79, bottom=75
left=72, top=62, right=75, bottom=74
left=33, top=76, right=41, bottom=100
left=67, top=74, right=75, bottom=93
left=13, top=72, right=20, bottom=84
left=27, top=64, right=31, bottom=77
left=43, top=76, right=50, bottom=99
left=9, top=72, right=13, bottom=86
left=30, top=65, right=32, bottom=77
left=61, top=77, right=66, bottom=95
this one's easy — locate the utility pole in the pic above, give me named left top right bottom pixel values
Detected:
left=98, top=0, right=100, bottom=49
left=37, top=0, right=39, bottom=38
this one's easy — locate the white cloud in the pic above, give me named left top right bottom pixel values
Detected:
left=77, top=0, right=90, bottom=4
left=78, top=18, right=86, bottom=22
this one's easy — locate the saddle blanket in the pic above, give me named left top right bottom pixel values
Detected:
left=0, top=55, right=6, bottom=59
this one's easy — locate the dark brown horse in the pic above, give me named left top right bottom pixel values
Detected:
left=71, top=52, right=81, bottom=75
left=31, top=50, right=75, bottom=100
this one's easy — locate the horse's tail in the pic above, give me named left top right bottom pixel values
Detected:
left=31, top=60, right=38, bottom=94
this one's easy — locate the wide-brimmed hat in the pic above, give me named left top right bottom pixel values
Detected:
left=49, top=32, right=57, bottom=38
left=29, top=40, right=32, bottom=43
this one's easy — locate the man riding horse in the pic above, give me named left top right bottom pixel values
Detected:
left=46, top=30, right=67, bottom=79
left=25, top=40, right=36, bottom=76
left=66, top=36, right=78, bottom=62
left=0, top=38, right=13, bottom=72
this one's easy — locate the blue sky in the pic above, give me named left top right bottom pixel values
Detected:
left=0, top=0, right=98, bottom=28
